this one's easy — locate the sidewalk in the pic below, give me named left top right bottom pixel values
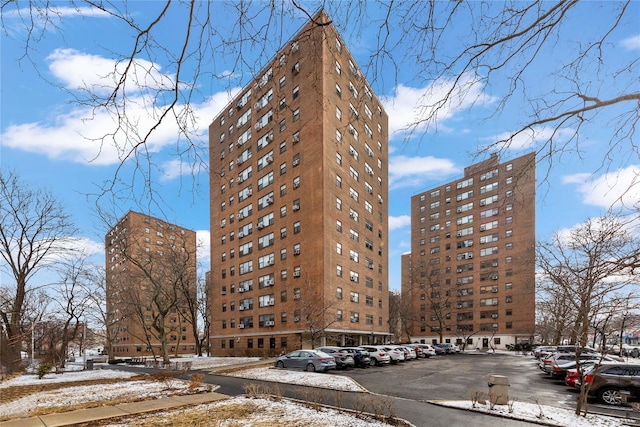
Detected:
left=0, top=391, right=228, bottom=427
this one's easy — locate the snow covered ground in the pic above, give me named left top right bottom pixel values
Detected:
left=1, top=354, right=634, bottom=426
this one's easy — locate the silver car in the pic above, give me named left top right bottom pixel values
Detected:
left=274, top=349, right=337, bottom=372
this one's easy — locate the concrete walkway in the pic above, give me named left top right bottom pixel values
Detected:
left=0, top=391, right=228, bottom=427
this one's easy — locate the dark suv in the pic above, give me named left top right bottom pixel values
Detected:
left=585, top=364, right=640, bottom=405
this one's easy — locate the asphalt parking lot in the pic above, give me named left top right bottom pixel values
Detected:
left=333, top=351, right=640, bottom=420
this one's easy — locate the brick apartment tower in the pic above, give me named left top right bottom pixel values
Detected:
left=208, top=10, right=389, bottom=356
left=402, top=153, right=536, bottom=350
left=106, top=211, right=198, bottom=358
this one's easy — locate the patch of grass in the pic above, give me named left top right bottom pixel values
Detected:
left=121, top=402, right=261, bottom=426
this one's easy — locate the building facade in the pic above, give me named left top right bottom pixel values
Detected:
left=208, top=10, right=389, bottom=356
left=402, top=153, right=536, bottom=350
left=106, top=211, right=197, bottom=358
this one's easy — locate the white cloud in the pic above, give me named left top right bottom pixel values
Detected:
left=621, top=34, right=640, bottom=50
left=563, top=165, right=640, bottom=210
left=389, top=155, right=459, bottom=189
left=1, top=49, right=238, bottom=167
left=389, top=215, right=411, bottom=230
left=381, top=74, right=496, bottom=138
left=47, top=48, right=175, bottom=96
left=483, top=126, right=575, bottom=151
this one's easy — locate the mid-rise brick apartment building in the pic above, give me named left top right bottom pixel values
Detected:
left=208, top=10, right=389, bottom=356
left=402, top=153, right=536, bottom=350
left=106, top=211, right=197, bottom=358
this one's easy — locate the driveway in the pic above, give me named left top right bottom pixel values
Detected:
left=335, top=352, right=640, bottom=420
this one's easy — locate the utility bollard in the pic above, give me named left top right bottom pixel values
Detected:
left=488, top=374, right=509, bottom=405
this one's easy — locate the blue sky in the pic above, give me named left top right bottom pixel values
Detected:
left=1, top=1, right=639, bottom=291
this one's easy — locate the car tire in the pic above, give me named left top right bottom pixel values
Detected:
left=276, top=361, right=284, bottom=369
left=597, top=387, right=624, bottom=405
left=306, top=363, right=316, bottom=372
left=370, top=358, right=377, bottom=366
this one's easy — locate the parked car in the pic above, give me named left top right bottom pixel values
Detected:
left=433, top=344, right=447, bottom=355
left=533, top=346, right=557, bottom=359
left=382, top=346, right=405, bottom=364
left=393, top=345, right=417, bottom=360
left=341, top=347, right=371, bottom=368
left=274, top=349, right=336, bottom=372
left=542, top=353, right=623, bottom=377
left=583, top=364, right=640, bottom=405
left=434, top=343, right=458, bottom=354
left=316, top=346, right=355, bottom=369
left=404, top=344, right=423, bottom=358
left=407, top=344, right=434, bottom=358
left=420, top=344, right=437, bottom=358
left=565, top=363, right=598, bottom=388
left=359, top=345, right=391, bottom=366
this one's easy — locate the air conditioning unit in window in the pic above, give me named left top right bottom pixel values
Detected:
left=267, top=133, right=274, bottom=141
left=456, top=208, right=462, bottom=213
left=293, top=204, right=300, bottom=211
left=238, top=288, right=244, bottom=293
left=294, top=316, right=300, bottom=322
left=294, top=271, right=301, bottom=277
left=293, top=182, right=300, bottom=189
left=491, top=313, right=498, bottom=318
left=265, top=321, right=275, bottom=326
left=492, top=288, right=499, bottom=292
left=257, top=222, right=264, bottom=229
left=268, top=300, right=275, bottom=306
left=255, top=122, right=264, bottom=130
left=349, top=128, right=356, bottom=135
left=238, top=324, right=245, bottom=329
left=294, top=249, right=300, bottom=255
left=239, top=232, right=244, bottom=238
left=238, top=213, right=244, bottom=220
left=293, top=159, right=300, bottom=166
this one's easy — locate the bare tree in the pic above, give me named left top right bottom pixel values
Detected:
left=0, top=171, right=76, bottom=373
left=51, top=257, right=93, bottom=368
left=294, top=276, right=340, bottom=349
left=82, top=266, right=118, bottom=360
left=177, top=266, right=207, bottom=357
left=3, top=2, right=637, bottom=205
left=537, top=214, right=640, bottom=416
left=118, top=236, right=197, bottom=364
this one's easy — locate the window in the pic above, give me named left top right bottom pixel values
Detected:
left=350, top=291, right=359, bottom=303
left=279, top=76, right=286, bottom=88
left=336, top=107, right=342, bottom=121
left=350, top=312, right=359, bottom=323
left=336, top=287, right=343, bottom=299
left=335, top=61, right=341, bottom=75
left=293, top=108, right=300, bottom=122
left=292, top=85, right=299, bottom=99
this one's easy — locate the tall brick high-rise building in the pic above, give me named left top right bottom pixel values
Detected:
left=106, top=211, right=197, bottom=358
left=208, top=10, right=389, bottom=356
left=402, top=153, right=536, bottom=350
